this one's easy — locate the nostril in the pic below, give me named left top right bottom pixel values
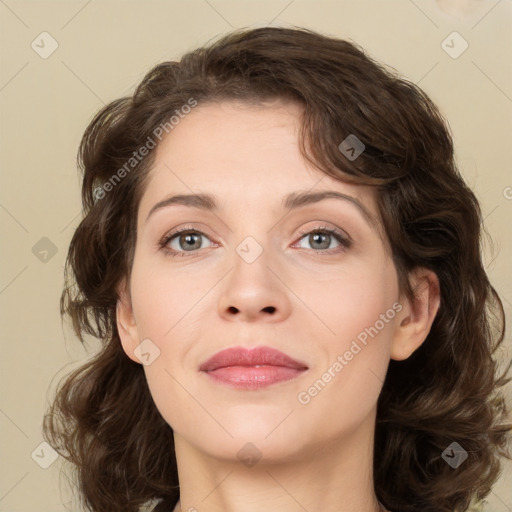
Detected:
left=263, top=306, right=276, bottom=314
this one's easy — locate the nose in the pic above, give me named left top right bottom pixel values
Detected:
left=217, top=250, right=292, bottom=323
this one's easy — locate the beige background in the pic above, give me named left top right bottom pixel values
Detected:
left=0, top=1, right=511, bottom=511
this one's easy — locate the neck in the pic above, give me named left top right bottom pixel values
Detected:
left=172, top=409, right=382, bottom=512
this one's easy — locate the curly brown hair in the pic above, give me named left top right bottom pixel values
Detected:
left=43, top=26, right=511, bottom=512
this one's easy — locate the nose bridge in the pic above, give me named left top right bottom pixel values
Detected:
left=227, top=203, right=278, bottom=266
left=230, top=232, right=275, bottom=294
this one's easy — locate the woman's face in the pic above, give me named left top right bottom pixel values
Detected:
left=118, top=99, right=405, bottom=462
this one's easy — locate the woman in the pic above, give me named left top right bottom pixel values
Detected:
left=44, top=26, right=511, bottom=512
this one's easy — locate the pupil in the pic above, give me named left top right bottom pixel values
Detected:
left=311, top=233, right=328, bottom=249
left=183, top=234, right=200, bottom=250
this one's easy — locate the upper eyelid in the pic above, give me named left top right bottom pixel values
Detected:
left=164, top=223, right=347, bottom=237
left=297, top=224, right=350, bottom=238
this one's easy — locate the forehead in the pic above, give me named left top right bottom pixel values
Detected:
left=138, top=100, right=380, bottom=226
left=150, top=99, right=308, bottom=184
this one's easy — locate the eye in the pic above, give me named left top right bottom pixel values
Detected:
left=294, top=226, right=351, bottom=253
left=158, top=225, right=351, bottom=259
left=159, top=227, right=215, bottom=258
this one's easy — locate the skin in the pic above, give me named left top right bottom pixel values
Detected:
left=116, top=99, right=440, bottom=512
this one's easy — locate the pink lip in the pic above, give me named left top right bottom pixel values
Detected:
left=199, top=346, right=308, bottom=390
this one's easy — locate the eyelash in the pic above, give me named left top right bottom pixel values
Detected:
left=158, top=225, right=351, bottom=259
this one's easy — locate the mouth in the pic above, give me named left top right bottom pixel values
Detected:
left=199, top=346, right=309, bottom=390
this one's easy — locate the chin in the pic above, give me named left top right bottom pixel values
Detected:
left=175, top=406, right=327, bottom=465
left=192, top=430, right=312, bottom=466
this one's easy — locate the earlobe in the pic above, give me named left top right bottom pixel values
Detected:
left=391, top=268, right=441, bottom=361
left=116, top=281, right=141, bottom=364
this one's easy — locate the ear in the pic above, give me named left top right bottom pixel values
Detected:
left=116, top=279, right=141, bottom=364
left=391, top=267, right=441, bottom=361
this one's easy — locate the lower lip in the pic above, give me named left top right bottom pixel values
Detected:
left=202, top=365, right=307, bottom=389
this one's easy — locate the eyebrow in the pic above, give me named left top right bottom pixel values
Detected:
left=145, top=190, right=377, bottom=228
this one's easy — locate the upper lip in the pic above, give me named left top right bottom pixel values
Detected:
left=199, top=346, right=308, bottom=372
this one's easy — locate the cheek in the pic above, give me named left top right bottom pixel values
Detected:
left=299, top=256, right=399, bottom=346
left=296, top=260, right=398, bottom=409
left=129, top=255, right=210, bottom=341
left=127, top=261, right=213, bottom=430
left=293, top=305, right=397, bottom=443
